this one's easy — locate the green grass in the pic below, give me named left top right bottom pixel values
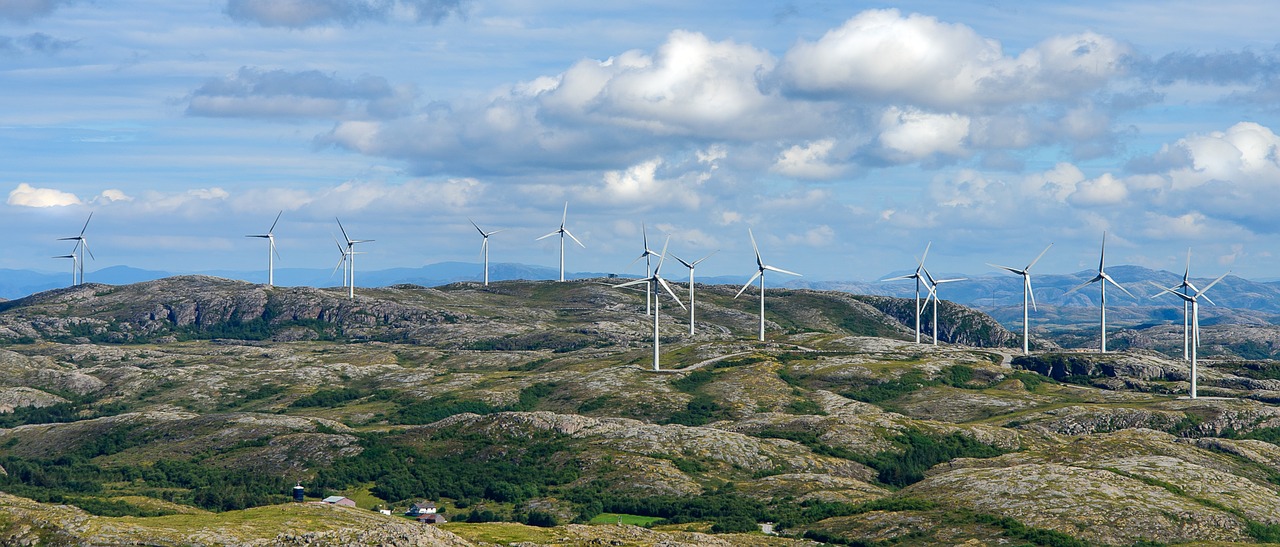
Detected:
left=588, top=512, right=664, bottom=526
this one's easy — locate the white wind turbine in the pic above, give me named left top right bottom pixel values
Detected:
left=988, top=243, right=1052, bottom=355
left=245, top=211, right=282, bottom=286
left=1064, top=232, right=1134, bottom=353
left=1152, top=272, right=1229, bottom=399
left=469, top=218, right=503, bottom=286
left=734, top=229, right=801, bottom=342
left=1164, top=248, right=1207, bottom=361
left=536, top=202, right=584, bottom=282
left=921, top=267, right=966, bottom=346
left=336, top=218, right=373, bottom=299
left=630, top=224, right=662, bottom=315
left=58, top=213, right=93, bottom=285
left=884, top=242, right=931, bottom=344
left=615, top=237, right=685, bottom=371
left=330, top=238, right=350, bottom=288
left=672, top=250, right=717, bottom=335
left=53, top=251, right=78, bottom=286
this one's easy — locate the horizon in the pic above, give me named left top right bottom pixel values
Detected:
left=4, top=2, right=1279, bottom=279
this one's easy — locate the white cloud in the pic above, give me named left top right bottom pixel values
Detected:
left=1068, top=173, right=1128, bottom=206
left=785, top=225, right=835, bottom=247
left=95, top=189, right=133, bottom=203
left=7, top=183, right=81, bottom=207
left=877, top=107, right=970, bottom=161
left=772, top=139, right=843, bottom=179
left=778, top=9, right=1130, bottom=109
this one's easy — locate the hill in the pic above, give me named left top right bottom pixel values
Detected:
left=4, top=277, right=1280, bottom=544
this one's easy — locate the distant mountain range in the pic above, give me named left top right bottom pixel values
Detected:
left=5, top=262, right=1278, bottom=324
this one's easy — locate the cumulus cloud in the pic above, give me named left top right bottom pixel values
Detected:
left=186, top=67, right=415, bottom=120
left=777, top=9, right=1131, bottom=108
left=876, top=107, right=970, bottom=161
left=0, top=0, right=77, bottom=22
left=225, top=0, right=467, bottom=28
left=0, top=32, right=77, bottom=55
left=772, top=140, right=843, bottom=179
left=94, top=189, right=133, bottom=204
left=7, top=183, right=80, bottom=207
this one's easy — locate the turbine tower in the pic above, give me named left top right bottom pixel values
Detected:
left=1064, top=232, right=1133, bottom=353
left=615, top=237, right=685, bottom=371
left=1152, top=272, right=1229, bottom=398
left=630, top=224, right=662, bottom=315
left=245, top=211, right=282, bottom=286
left=734, top=229, right=801, bottom=342
left=988, top=243, right=1052, bottom=354
left=536, top=202, right=584, bottom=282
left=58, top=213, right=93, bottom=285
left=885, top=243, right=931, bottom=343
left=336, top=218, right=373, bottom=299
left=53, top=252, right=78, bottom=286
left=469, top=218, right=503, bottom=286
left=921, top=267, right=966, bottom=346
left=672, top=250, right=716, bottom=335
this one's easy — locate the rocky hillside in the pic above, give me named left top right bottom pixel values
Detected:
left=5, top=277, right=1280, bottom=545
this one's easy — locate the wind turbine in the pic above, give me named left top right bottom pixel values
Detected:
left=1152, top=272, right=1229, bottom=399
left=1162, top=248, right=1207, bottom=361
left=734, top=229, right=800, bottom=342
left=58, top=213, right=93, bottom=285
left=469, top=218, right=503, bottom=286
left=330, top=238, right=350, bottom=287
left=921, top=267, right=966, bottom=346
left=1064, top=232, right=1134, bottom=353
left=988, top=243, right=1052, bottom=355
left=672, top=250, right=717, bottom=335
left=615, top=237, right=685, bottom=371
left=629, top=224, right=662, bottom=315
left=336, top=218, right=373, bottom=299
left=53, top=252, right=78, bottom=286
left=245, top=211, right=282, bottom=286
left=884, top=243, right=931, bottom=344
left=536, top=202, right=584, bottom=282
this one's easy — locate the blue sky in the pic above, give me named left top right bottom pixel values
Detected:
left=3, top=0, right=1280, bottom=282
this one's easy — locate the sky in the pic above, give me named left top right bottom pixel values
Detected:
left=3, top=0, right=1280, bottom=283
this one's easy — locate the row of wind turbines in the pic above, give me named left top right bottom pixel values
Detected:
left=893, top=232, right=1226, bottom=399
left=52, top=208, right=1225, bottom=398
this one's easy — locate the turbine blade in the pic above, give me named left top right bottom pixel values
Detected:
left=80, top=212, right=92, bottom=235
left=1147, top=280, right=1178, bottom=299
left=564, top=228, right=585, bottom=248
left=469, top=217, right=485, bottom=236
left=735, top=271, right=762, bottom=298
left=692, top=250, right=718, bottom=265
left=748, top=228, right=762, bottom=267
left=1200, top=294, right=1217, bottom=306
left=561, top=201, right=568, bottom=226
left=988, top=263, right=1023, bottom=275
left=336, top=218, right=351, bottom=243
left=653, top=237, right=670, bottom=274
left=271, top=238, right=280, bottom=260
left=268, top=210, right=282, bottom=234
left=763, top=265, right=801, bottom=277
left=82, top=240, right=94, bottom=261
left=1183, top=247, right=1192, bottom=283
left=1098, top=231, right=1107, bottom=272
left=671, top=254, right=695, bottom=269
left=1102, top=273, right=1135, bottom=298
left=1026, top=243, right=1052, bottom=270
left=658, top=277, right=686, bottom=310
left=1026, top=276, right=1038, bottom=312
left=614, top=277, right=654, bottom=289
left=920, top=241, right=931, bottom=265
left=1198, top=272, right=1230, bottom=296
left=1062, top=278, right=1098, bottom=296
left=536, top=231, right=559, bottom=241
